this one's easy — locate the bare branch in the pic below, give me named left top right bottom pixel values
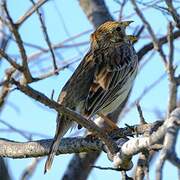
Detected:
left=29, top=0, right=58, bottom=73
left=0, top=107, right=178, bottom=178
left=0, top=158, right=11, bottom=180
left=167, top=22, right=177, bottom=116
left=114, top=108, right=180, bottom=169
left=0, top=49, right=22, bottom=70
left=118, top=0, right=127, bottom=21
left=28, top=41, right=89, bottom=61
left=131, top=0, right=167, bottom=66
left=21, top=158, right=41, bottom=180
left=16, top=0, right=50, bottom=26
left=137, top=30, right=180, bottom=61
left=62, top=152, right=100, bottom=180
left=0, top=120, right=163, bottom=158
left=136, top=103, right=146, bottom=124
left=135, top=150, right=150, bottom=180
left=165, top=0, right=180, bottom=29
left=0, top=119, right=31, bottom=140
left=0, top=137, right=103, bottom=158
left=156, top=108, right=180, bottom=180
left=78, top=0, right=113, bottom=28
left=91, top=165, right=121, bottom=171
left=1, top=1, right=33, bottom=82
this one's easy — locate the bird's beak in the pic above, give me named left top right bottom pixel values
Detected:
left=127, top=35, right=137, bottom=43
left=122, top=20, right=134, bottom=27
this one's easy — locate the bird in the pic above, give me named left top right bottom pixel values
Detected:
left=44, top=21, right=138, bottom=173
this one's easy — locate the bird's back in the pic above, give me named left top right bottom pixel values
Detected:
left=57, top=50, right=96, bottom=110
left=57, top=42, right=138, bottom=117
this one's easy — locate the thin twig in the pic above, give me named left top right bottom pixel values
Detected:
left=118, top=0, right=127, bottom=21
left=30, top=0, right=58, bottom=73
left=131, top=0, right=167, bottom=67
left=0, top=119, right=30, bottom=140
left=0, top=29, right=46, bottom=50
left=0, top=49, right=22, bottom=70
left=121, top=72, right=166, bottom=119
left=28, top=41, right=89, bottom=61
left=136, top=103, right=146, bottom=124
left=21, top=158, right=41, bottom=180
left=16, top=0, right=50, bottom=26
left=91, top=165, right=121, bottom=171
left=31, top=57, right=81, bottom=82
left=165, top=0, right=180, bottom=29
left=137, top=30, right=180, bottom=61
left=2, top=0, right=33, bottom=82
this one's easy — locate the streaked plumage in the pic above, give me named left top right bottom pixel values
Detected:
left=44, top=21, right=138, bottom=173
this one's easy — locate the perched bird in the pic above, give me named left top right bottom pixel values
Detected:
left=44, top=21, right=138, bottom=173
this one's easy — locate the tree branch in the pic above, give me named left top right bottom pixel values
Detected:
left=112, top=108, right=180, bottom=170
left=0, top=120, right=163, bottom=158
left=165, top=0, right=180, bottom=29
left=137, top=30, right=180, bottom=61
left=0, top=108, right=179, bottom=175
left=156, top=108, right=180, bottom=179
left=0, top=158, right=11, bottom=180
left=1, top=1, right=33, bottom=83
left=16, top=0, right=50, bottom=26
left=167, top=22, right=177, bottom=116
left=131, top=0, right=167, bottom=66
left=0, top=137, right=102, bottom=158
left=29, top=0, right=58, bottom=73
left=78, top=0, right=113, bottom=28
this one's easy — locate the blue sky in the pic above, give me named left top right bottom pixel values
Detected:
left=0, top=0, right=179, bottom=180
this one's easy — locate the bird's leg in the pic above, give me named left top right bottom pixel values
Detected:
left=85, top=113, right=119, bottom=140
left=97, top=113, right=119, bottom=131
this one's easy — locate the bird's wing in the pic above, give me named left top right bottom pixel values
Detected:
left=58, top=50, right=96, bottom=105
left=85, top=43, right=138, bottom=117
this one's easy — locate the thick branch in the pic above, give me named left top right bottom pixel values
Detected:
left=78, top=0, right=113, bottom=28
left=0, top=137, right=103, bottom=158
left=0, top=158, right=11, bottom=180
left=156, top=108, right=180, bottom=180
left=0, top=120, right=163, bottom=158
left=167, top=22, right=177, bottom=116
left=120, top=108, right=179, bottom=156
left=111, top=108, right=180, bottom=169
left=0, top=107, right=179, bottom=174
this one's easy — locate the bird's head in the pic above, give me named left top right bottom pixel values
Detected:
left=90, top=21, right=133, bottom=49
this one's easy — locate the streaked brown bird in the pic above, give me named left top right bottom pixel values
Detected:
left=44, top=21, right=138, bottom=173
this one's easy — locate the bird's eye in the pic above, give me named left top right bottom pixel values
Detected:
left=116, top=27, right=121, bottom=32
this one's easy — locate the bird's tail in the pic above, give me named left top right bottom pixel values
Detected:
left=44, top=115, right=72, bottom=174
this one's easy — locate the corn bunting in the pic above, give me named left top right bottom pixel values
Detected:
left=44, top=21, right=138, bottom=173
